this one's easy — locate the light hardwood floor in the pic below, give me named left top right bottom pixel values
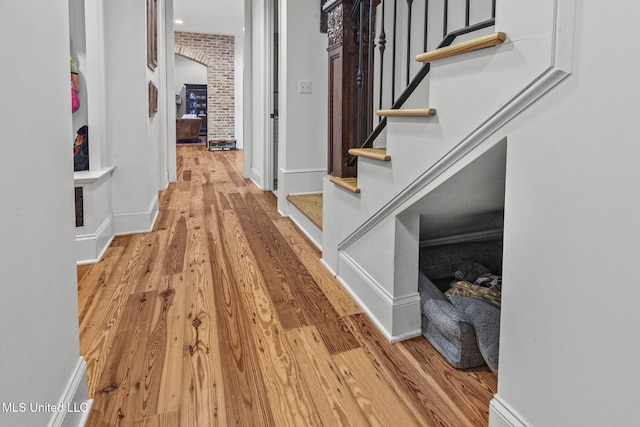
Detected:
left=78, top=146, right=497, bottom=426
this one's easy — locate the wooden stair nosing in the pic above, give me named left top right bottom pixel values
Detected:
left=415, top=32, right=507, bottom=63
left=348, top=148, right=391, bottom=162
left=377, top=108, right=437, bottom=118
left=328, top=176, right=360, bottom=193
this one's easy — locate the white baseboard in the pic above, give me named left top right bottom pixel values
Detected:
left=48, top=357, right=92, bottom=427
left=250, top=167, right=264, bottom=190
left=337, top=252, right=422, bottom=343
left=489, top=395, right=531, bottom=427
left=76, top=215, right=115, bottom=265
left=320, top=257, right=337, bottom=277
left=113, top=195, right=159, bottom=236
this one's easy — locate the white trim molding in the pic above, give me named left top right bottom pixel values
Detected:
left=76, top=215, right=115, bottom=265
left=489, top=395, right=531, bottom=427
left=47, top=357, right=93, bottom=427
left=113, top=195, right=159, bottom=236
left=73, top=166, right=116, bottom=186
left=420, top=229, right=504, bottom=248
left=337, top=252, right=422, bottom=343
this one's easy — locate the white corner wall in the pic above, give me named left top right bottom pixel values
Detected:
left=164, top=0, right=177, bottom=185
left=0, top=1, right=90, bottom=425
left=492, top=1, right=640, bottom=425
left=243, top=0, right=254, bottom=177
left=235, top=37, right=245, bottom=149
left=249, top=0, right=269, bottom=189
left=174, top=55, right=207, bottom=93
left=277, top=0, right=328, bottom=215
left=104, top=0, right=169, bottom=235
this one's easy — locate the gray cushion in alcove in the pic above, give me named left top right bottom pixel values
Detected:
left=449, top=296, right=501, bottom=375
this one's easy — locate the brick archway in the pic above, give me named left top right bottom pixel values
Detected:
left=174, top=32, right=235, bottom=142
left=174, top=45, right=210, bottom=66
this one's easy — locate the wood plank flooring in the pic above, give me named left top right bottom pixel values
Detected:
left=78, top=146, right=497, bottom=426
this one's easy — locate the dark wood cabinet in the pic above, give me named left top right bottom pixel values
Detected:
left=325, top=0, right=378, bottom=178
left=185, top=84, right=207, bottom=136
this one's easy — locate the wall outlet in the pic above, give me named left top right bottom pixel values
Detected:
left=298, top=80, right=312, bottom=94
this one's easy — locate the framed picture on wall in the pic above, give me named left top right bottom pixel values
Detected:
left=147, top=0, right=158, bottom=70
left=149, top=81, right=158, bottom=117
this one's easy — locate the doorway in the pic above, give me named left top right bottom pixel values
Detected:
left=271, top=0, right=280, bottom=191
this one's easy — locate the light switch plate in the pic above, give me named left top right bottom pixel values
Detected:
left=299, top=80, right=312, bottom=94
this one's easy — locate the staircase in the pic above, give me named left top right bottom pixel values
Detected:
left=329, top=30, right=506, bottom=194
left=291, top=0, right=569, bottom=342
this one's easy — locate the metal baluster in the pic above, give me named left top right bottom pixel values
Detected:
left=378, top=0, right=387, bottom=120
left=465, top=0, right=470, bottom=26
left=443, top=0, right=448, bottom=38
left=357, top=0, right=364, bottom=147
left=424, top=0, right=429, bottom=52
left=406, top=0, right=413, bottom=86
left=391, top=0, right=398, bottom=103
left=368, top=0, right=375, bottom=132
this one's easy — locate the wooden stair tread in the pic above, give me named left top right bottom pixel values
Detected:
left=377, top=108, right=436, bottom=118
left=329, top=176, right=360, bottom=193
left=348, top=148, right=391, bottom=162
left=416, top=32, right=506, bottom=63
left=286, top=193, right=323, bottom=230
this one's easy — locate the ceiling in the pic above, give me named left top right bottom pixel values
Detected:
left=173, top=0, right=244, bottom=36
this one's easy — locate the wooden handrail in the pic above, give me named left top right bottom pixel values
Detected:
left=377, top=108, right=436, bottom=117
left=416, top=32, right=506, bottom=63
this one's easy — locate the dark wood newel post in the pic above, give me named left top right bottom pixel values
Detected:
left=324, top=0, right=379, bottom=178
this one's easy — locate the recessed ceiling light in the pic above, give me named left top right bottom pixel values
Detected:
left=174, top=19, right=183, bottom=24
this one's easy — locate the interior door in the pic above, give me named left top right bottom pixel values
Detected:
left=269, top=0, right=280, bottom=191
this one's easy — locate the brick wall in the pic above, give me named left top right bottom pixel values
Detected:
left=175, top=32, right=235, bottom=141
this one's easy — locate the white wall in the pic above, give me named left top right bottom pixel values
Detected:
left=277, top=0, right=328, bottom=214
left=235, top=37, right=245, bottom=148
left=174, top=54, right=207, bottom=93
left=249, top=0, right=269, bottom=188
left=69, top=0, right=89, bottom=134
left=105, top=0, right=163, bottom=234
left=243, top=0, right=253, bottom=175
left=164, top=0, right=178, bottom=184
left=493, top=1, right=640, bottom=425
left=0, top=1, right=89, bottom=425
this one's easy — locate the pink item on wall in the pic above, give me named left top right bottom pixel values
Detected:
left=71, top=88, right=80, bottom=113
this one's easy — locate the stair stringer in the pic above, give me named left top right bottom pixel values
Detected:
left=322, top=0, right=576, bottom=342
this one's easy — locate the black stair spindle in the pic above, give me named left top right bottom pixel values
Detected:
left=465, top=0, right=470, bottom=26
left=378, top=0, right=387, bottom=119
left=356, top=0, right=364, bottom=148
left=368, top=0, right=375, bottom=132
left=443, top=0, right=448, bottom=38
left=424, top=0, right=429, bottom=52
left=406, top=0, right=413, bottom=86
left=391, top=0, right=398, bottom=103
left=345, top=0, right=500, bottom=169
